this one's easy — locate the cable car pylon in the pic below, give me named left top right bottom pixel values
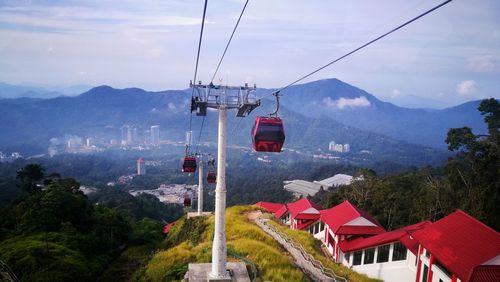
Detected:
left=191, top=81, right=259, bottom=279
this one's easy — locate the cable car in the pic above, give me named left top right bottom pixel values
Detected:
left=207, top=172, right=216, bottom=184
left=183, top=196, right=192, bottom=207
left=182, top=156, right=197, bottom=173
left=252, top=116, right=285, bottom=152
left=206, top=158, right=216, bottom=184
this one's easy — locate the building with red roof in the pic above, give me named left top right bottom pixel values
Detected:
left=252, top=199, right=500, bottom=282
left=254, top=201, right=285, bottom=214
left=412, top=210, right=500, bottom=282
left=282, top=198, right=322, bottom=230
left=320, top=201, right=385, bottom=262
left=337, top=221, right=431, bottom=282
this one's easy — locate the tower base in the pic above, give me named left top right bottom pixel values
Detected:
left=185, top=262, right=250, bottom=282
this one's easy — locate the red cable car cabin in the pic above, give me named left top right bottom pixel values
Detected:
left=207, top=172, right=216, bottom=184
left=252, top=116, right=285, bottom=152
left=182, top=156, right=197, bottom=173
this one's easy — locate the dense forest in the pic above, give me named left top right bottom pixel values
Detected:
left=311, top=98, right=499, bottom=230
left=0, top=165, right=183, bottom=281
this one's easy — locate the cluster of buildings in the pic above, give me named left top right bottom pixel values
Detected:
left=129, top=183, right=197, bottom=205
left=0, top=151, right=22, bottom=162
left=121, top=124, right=161, bottom=146
left=329, top=141, right=350, bottom=153
left=284, top=174, right=353, bottom=197
left=255, top=199, right=500, bottom=282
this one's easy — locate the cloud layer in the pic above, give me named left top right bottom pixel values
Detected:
left=323, top=96, right=371, bottom=110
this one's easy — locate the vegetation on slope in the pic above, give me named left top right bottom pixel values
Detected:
left=139, top=205, right=379, bottom=282
left=0, top=164, right=182, bottom=281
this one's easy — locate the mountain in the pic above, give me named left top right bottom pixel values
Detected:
left=378, top=94, right=452, bottom=109
left=272, top=78, right=487, bottom=148
left=0, top=84, right=447, bottom=166
left=0, top=82, right=93, bottom=99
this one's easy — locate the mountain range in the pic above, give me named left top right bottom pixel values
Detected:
left=0, top=78, right=488, bottom=166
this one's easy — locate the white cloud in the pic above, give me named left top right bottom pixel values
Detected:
left=467, top=55, right=497, bottom=72
left=323, top=96, right=371, bottom=110
left=456, top=80, right=478, bottom=96
left=391, top=89, right=401, bottom=98
left=168, top=102, right=176, bottom=110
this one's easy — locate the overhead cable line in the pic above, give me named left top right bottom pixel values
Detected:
left=210, top=0, right=250, bottom=83
left=187, top=0, right=209, bottom=155
left=264, top=0, right=454, bottom=98
left=197, top=0, right=250, bottom=149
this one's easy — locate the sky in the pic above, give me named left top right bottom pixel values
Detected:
left=0, top=0, right=499, bottom=106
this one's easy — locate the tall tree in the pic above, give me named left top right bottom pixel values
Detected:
left=445, top=98, right=499, bottom=229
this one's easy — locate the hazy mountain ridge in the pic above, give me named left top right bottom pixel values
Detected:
left=272, top=78, right=487, bottom=148
left=0, top=78, right=485, bottom=166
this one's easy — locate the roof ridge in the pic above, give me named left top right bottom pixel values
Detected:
left=454, top=209, right=499, bottom=234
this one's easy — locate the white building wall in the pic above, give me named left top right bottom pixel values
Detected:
left=344, top=243, right=418, bottom=282
left=417, top=249, right=454, bottom=282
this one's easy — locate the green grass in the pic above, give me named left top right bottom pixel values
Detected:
left=140, top=205, right=306, bottom=282
left=139, top=205, right=381, bottom=282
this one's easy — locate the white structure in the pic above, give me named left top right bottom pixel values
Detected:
left=314, top=174, right=353, bottom=188
left=284, top=174, right=354, bottom=197
left=151, top=125, right=160, bottom=146
left=197, top=158, right=204, bottom=215
left=137, top=158, right=146, bottom=175
left=121, top=125, right=132, bottom=145
left=190, top=81, right=259, bottom=280
left=283, top=180, right=323, bottom=196
left=329, top=141, right=350, bottom=153
left=185, top=130, right=193, bottom=147
left=86, top=138, right=92, bottom=147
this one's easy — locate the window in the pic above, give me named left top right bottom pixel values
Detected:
left=376, top=244, right=390, bottom=263
left=345, top=252, right=350, bottom=263
left=363, top=248, right=375, bottom=264
left=328, top=232, right=335, bottom=246
left=353, top=251, right=362, bottom=265
left=320, top=221, right=324, bottom=231
left=392, top=242, right=407, bottom=261
left=422, top=265, right=428, bottom=282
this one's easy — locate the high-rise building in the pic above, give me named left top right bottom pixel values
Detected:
left=185, top=130, right=193, bottom=147
left=329, top=141, right=350, bottom=153
left=121, top=125, right=133, bottom=145
left=151, top=125, right=160, bottom=146
left=132, top=127, right=139, bottom=143
left=86, top=138, right=92, bottom=147
left=137, top=158, right=146, bottom=175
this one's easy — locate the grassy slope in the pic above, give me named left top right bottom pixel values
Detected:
left=138, top=206, right=379, bottom=282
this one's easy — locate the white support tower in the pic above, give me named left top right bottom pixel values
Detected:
left=197, top=158, right=204, bottom=215
left=190, top=81, right=259, bottom=280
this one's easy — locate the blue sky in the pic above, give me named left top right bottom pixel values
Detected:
left=0, top=0, right=499, bottom=106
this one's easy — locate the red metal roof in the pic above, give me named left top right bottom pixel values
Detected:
left=340, top=221, right=431, bottom=254
left=254, top=201, right=285, bottom=213
left=336, top=225, right=386, bottom=236
left=412, top=210, right=500, bottom=282
left=469, top=265, right=500, bottom=282
left=320, top=201, right=382, bottom=234
left=163, top=221, right=176, bottom=234
left=275, top=204, right=289, bottom=219
left=287, top=198, right=321, bottom=219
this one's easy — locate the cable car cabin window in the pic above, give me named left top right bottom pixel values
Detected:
left=255, top=124, right=285, bottom=142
